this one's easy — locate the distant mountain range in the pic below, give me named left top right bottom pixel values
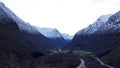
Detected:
left=35, top=27, right=73, bottom=47
left=35, top=27, right=73, bottom=40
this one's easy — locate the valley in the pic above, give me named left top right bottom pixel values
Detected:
left=0, top=1, right=120, bottom=68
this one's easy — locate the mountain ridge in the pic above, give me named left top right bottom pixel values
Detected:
left=0, top=1, right=59, bottom=58
left=35, top=27, right=72, bottom=47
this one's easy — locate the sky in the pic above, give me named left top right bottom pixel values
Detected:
left=1, top=0, right=120, bottom=35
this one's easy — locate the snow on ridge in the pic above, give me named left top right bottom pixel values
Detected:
left=0, top=2, right=38, bottom=33
left=0, top=2, right=24, bottom=26
left=97, top=14, right=112, bottom=22
left=76, top=14, right=112, bottom=35
left=35, top=27, right=73, bottom=40
left=35, top=27, right=64, bottom=39
left=62, top=33, right=73, bottom=40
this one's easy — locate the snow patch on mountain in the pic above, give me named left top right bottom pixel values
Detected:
left=62, top=33, right=73, bottom=40
left=96, top=11, right=120, bottom=33
left=97, top=14, right=113, bottom=22
left=35, top=27, right=64, bottom=39
left=0, top=2, right=38, bottom=33
left=76, top=14, right=112, bottom=35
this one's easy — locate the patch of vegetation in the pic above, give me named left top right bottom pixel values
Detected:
left=48, top=48, right=93, bottom=56
left=72, top=50, right=93, bottom=56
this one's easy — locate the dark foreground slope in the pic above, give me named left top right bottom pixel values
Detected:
left=19, top=53, right=111, bottom=68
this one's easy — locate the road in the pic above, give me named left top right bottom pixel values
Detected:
left=92, top=56, right=114, bottom=68
left=76, top=59, right=86, bottom=68
left=76, top=56, right=114, bottom=68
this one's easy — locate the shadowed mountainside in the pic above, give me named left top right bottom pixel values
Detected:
left=0, top=1, right=59, bottom=62
left=67, top=11, right=120, bottom=67
left=35, top=27, right=72, bottom=47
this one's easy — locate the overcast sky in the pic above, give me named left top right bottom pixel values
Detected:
left=1, top=0, right=120, bottom=35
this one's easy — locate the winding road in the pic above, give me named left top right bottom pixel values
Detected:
left=76, top=56, right=114, bottom=68
left=76, top=59, right=86, bottom=68
left=92, top=56, right=114, bottom=68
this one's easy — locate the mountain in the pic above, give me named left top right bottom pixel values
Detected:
left=68, top=11, right=120, bottom=67
left=69, top=14, right=111, bottom=51
left=35, top=27, right=63, bottom=39
left=0, top=1, right=119, bottom=67
left=0, top=2, right=34, bottom=62
left=35, top=27, right=72, bottom=47
left=76, top=14, right=112, bottom=35
left=0, top=1, right=59, bottom=61
left=98, top=11, right=120, bottom=67
left=62, top=33, right=73, bottom=40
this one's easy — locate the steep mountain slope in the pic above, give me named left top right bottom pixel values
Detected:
left=98, top=11, right=120, bottom=67
left=35, top=27, right=71, bottom=47
left=0, top=1, right=58, bottom=60
left=0, top=2, right=33, bottom=61
left=69, top=11, right=120, bottom=67
left=35, top=27, right=63, bottom=38
left=71, top=15, right=115, bottom=52
left=76, top=14, right=112, bottom=35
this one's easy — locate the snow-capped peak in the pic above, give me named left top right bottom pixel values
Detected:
left=0, top=2, right=24, bottom=26
left=0, top=2, right=38, bottom=33
left=0, top=2, right=5, bottom=9
left=62, top=33, right=73, bottom=40
left=107, top=11, right=120, bottom=25
left=97, top=14, right=112, bottom=22
left=76, top=14, right=112, bottom=35
left=35, top=27, right=63, bottom=39
left=96, top=11, right=120, bottom=32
